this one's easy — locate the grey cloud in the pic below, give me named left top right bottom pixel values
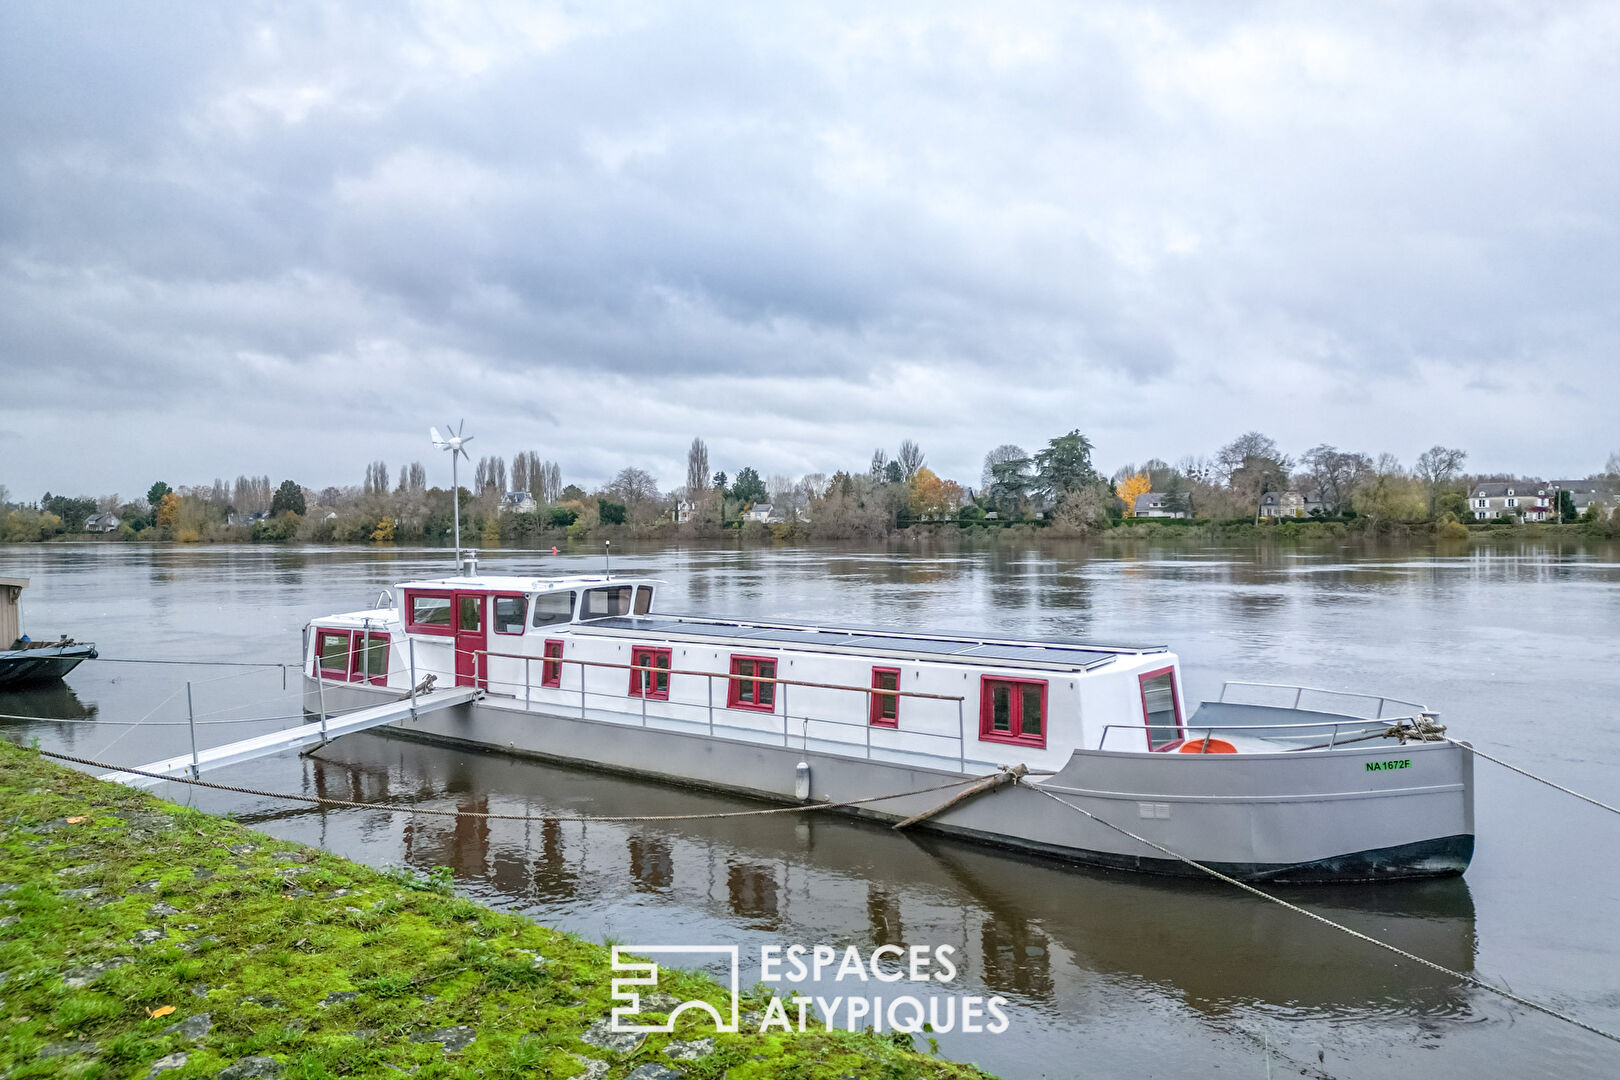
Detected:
left=2, top=0, right=1616, bottom=497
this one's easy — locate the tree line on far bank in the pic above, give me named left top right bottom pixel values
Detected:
left=3, top=439, right=1617, bottom=545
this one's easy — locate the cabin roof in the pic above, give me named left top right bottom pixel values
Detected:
left=395, top=575, right=657, bottom=592
left=574, top=614, right=1164, bottom=672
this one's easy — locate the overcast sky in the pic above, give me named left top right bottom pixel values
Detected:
left=2, top=1, right=1616, bottom=502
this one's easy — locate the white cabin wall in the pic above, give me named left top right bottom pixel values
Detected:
left=1075, top=654, right=1186, bottom=753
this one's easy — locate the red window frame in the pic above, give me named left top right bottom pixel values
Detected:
left=541, top=639, right=564, bottom=688
left=314, top=628, right=353, bottom=681
left=352, top=630, right=391, bottom=686
left=404, top=590, right=456, bottom=637
left=1138, top=665, right=1185, bottom=751
left=491, top=593, right=528, bottom=636
left=726, top=654, right=778, bottom=712
left=978, top=676, right=1048, bottom=748
left=870, top=666, right=901, bottom=728
left=628, top=646, right=673, bottom=700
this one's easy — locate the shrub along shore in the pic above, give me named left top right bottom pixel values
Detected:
left=0, top=742, right=995, bottom=1080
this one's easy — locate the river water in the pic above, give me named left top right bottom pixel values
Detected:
left=3, top=540, right=1617, bottom=1079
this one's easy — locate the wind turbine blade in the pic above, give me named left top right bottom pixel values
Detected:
left=430, top=426, right=446, bottom=448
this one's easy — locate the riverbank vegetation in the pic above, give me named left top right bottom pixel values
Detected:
left=0, top=741, right=996, bottom=1080
left=4, top=437, right=1617, bottom=547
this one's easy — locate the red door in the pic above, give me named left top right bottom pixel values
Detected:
left=454, top=592, right=486, bottom=688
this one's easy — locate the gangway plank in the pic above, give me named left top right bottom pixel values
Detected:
left=100, top=686, right=481, bottom=788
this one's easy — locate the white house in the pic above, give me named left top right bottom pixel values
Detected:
left=1259, top=490, right=1325, bottom=518
left=83, top=512, right=120, bottom=533
left=675, top=499, right=697, bottom=524
left=1470, top=482, right=1552, bottom=521
left=1133, top=493, right=1187, bottom=519
left=742, top=503, right=773, bottom=523
left=500, top=491, right=537, bottom=514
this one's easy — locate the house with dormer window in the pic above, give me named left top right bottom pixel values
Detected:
left=1470, top=481, right=1552, bottom=521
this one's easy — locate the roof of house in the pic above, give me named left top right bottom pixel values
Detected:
left=1259, top=489, right=1323, bottom=505
left=1134, top=492, right=1167, bottom=510
left=1471, top=482, right=1548, bottom=498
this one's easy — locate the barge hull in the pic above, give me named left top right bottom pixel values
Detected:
left=305, top=679, right=1473, bottom=884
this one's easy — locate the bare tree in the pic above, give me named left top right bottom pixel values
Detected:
left=362, top=461, right=390, bottom=496
left=399, top=462, right=426, bottom=493
left=511, top=454, right=529, bottom=496
left=1413, top=445, right=1468, bottom=516
left=607, top=467, right=661, bottom=505
left=686, top=438, right=710, bottom=497
left=473, top=456, right=507, bottom=495
left=538, top=461, right=561, bottom=504
left=897, top=439, right=925, bottom=480
left=981, top=444, right=1027, bottom=491
left=1604, top=451, right=1619, bottom=478
left=1302, top=445, right=1372, bottom=515
left=1216, top=432, right=1284, bottom=483
left=870, top=448, right=887, bottom=481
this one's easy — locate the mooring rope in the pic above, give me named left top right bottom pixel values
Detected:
left=1445, top=738, right=1620, bottom=817
left=26, top=746, right=995, bottom=824
left=1020, top=778, right=1620, bottom=1046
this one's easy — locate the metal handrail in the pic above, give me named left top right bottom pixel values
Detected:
left=477, top=648, right=965, bottom=702
left=1216, top=680, right=1427, bottom=720
left=1096, top=715, right=1404, bottom=752
left=458, top=646, right=974, bottom=772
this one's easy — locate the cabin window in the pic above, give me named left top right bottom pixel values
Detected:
left=458, top=595, right=482, bottom=631
left=581, top=586, right=634, bottom=619
left=541, top=639, right=564, bottom=688
left=1139, top=667, right=1183, bottom=750
left=355, top=631, right=390, bottom=686
left=493, top=595, right=527, bottom=635
left=727, top=655, right=777, bottom=712
left=315, top=629, right=352, bottom=680
left=629, top=646, right=672, bottom=700
left=870, top=667, right=900, bottom=727
left=979, top=676, right=1047, bottom=748
left=406, top=592, right=454, bottom=635
left=532, top=591, right=575, bottom=627
left=634, top=586, right=654, bottom=615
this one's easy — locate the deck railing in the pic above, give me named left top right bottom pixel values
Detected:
left=458, top=647, right=989, bottom=774
left=1215, top=680, right=1428, bottom=721
left=1095, top=716, right=1401, bottom=752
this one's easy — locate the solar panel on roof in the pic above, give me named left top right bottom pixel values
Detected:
left=574, top=612, right=1156, bottom=668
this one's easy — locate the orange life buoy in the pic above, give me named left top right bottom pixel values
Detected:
left=1178, top=738, right=1236, bottom=754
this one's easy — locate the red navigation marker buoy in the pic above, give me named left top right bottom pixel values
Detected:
left=551, top=546, right=558, bottom=555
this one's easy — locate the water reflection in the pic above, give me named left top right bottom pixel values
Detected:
left=277, top=740, right=1477, bottom=1028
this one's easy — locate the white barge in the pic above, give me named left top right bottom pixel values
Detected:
left=303, top=569, right=1473, bottom=883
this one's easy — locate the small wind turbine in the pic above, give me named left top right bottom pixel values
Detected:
left=431, top=421, right=474, bottom=569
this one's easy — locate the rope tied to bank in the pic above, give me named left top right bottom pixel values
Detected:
left=27, top=746, right=997, bottom=824
left=1020, top=777, right=1620, bottom=1047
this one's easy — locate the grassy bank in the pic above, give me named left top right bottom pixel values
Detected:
left=0, top=742, right=995, bottom=1080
